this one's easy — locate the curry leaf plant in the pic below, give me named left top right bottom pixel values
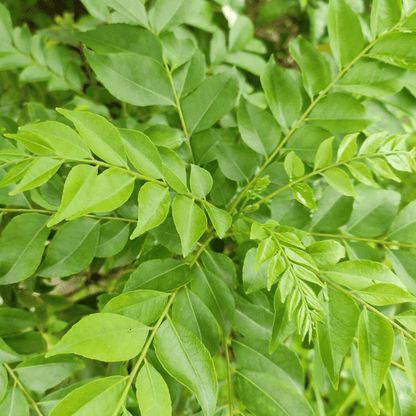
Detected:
left=0, top=0, right=416, bottom=414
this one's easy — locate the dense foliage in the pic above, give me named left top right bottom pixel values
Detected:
left=1, top=0, right=416, bottom=414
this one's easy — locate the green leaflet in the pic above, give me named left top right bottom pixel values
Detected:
left=308, top=93, right=374, bottom=133
left=201, top=252, right=236, bottom=289
left=131, top=183, right=170, bottom=239
left=102, top=290, right=168, bottom=325
left=100, top=0, right=148, bottom=27
left=324, top=259, right=406, bottom=290
left=328, top=0, right=364, bottom=69
left=191, top=267, right=235, bottom=335
left=136, top=361, right=172, bottom=416
left=0, top=387, right=29, bottom=416
left=289, top=36, right=332, bottom=98
left=46, top=313, right=149, bottom=362
left=49, top=376, right=127, bottom=416
left=317, top=287, right=360, bottom=389
left=0, top=364, right=6, bottom=402
left=181, top=70, right=239, bottom=135
left=172, top=194, right=207, bottom=257
left=152, top=0, right=203, bottom=33
left=261, top=58, right=302, bottom=132
left=19, top=121, right=91, bottom=159
left=237, top=96, right=281, bottom=155
left=37, top=218, right=100, bottom=278
left=369, top=32, right=416, bottom=70
left=57, top=108, right=127, bottom=167
left=158, top=146, right=188, bottom=194
left=95, top=221, right=130, bottom=258
left=190, top=164, right=213, bottom=199
left=371, top=0, right=402, bottom=37
left=204, top=204, right=232, bottom=239
left=235, top=370, right=315, bottom=416
left=10, top=158, right=62, bottom=195
left=387, top=200, right=416, bottom=245
left=84, top=50, right=175, bottom=106
left=0, top=214, right=50, bottom=284
left=74, top=24, right=163, bottom=62
left=154, top=319, right=217, bottom=416
left=15, top=354, right=84, bottom=394
left=119, top=129, right=164, bottom=179
left=358, top=309, right=394, bottom=413
left=172, top=287, right=220, bottom=356
left=232, top=337, right=304, bottom=394
left=48, top=164, right=97, bottom=226
left=346, top=187, right=401, bottom=238
left=124, top=259, right=192, bottom=292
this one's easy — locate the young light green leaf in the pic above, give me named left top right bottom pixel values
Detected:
left=38, top=218, right=99, bottom=278
left=314, top=137, right=333, bottom=170
left=0, top=160, right=31, bottom=189
left=395, top=310, right=416, bottom=333
left=181, top=70, right=239, bottom=135
left=237, top=96, right=281, bottom=156
left=46, top=313, right=149, bottom=362
left=371, top=0, right=402, bottom=38
left=268, top=254, right=286, bottom=290
left=328, top=0, right=364, bottom=69
left=284, top=151, right=305, bottom=179
left=19, top=121, right=91, bottom=160
left=48, top=164, right=97, bottom=226
left=57, top=108, right=127, bottom=167
left=0, top=214, right=49, bottom=285
left=190, top=165, right=213, bottom=199
left=154, top=319, right=217, bottom=416
left=172, top=287, right=220, bottom=356
left=124, top=259, right=192, bottom=292
left=131, top=183, right=170, bottom=239
left=243, top=248, right=270, bottom=294
left=119, top=129, right=164, bottom=179
left=261, top=58, right=302, bottom=132
left=204, top=204, right=232, bottom=239
left=102, top=290, right=168, bottom=325
left=49, top=376, right=126, bottom=416
left=10, top=158, right=62, bottom=195
left=77, top=168, right=134, bottom=217
left=85, top=50, right=175, bottom=107
left=15, top=354, right=84, bottom=394
left=358, top=308, right=394, bottom=413
left=136, top=361, right=172, bottom=416
left=317, top=287, right=360, bottom=389
left=338, top=133, right=358, bottom=161
left=172, top=195, right=207, bottom=257
left=235, top=370, right=315, bottom=416
left=321, top=168, right=356, bottom=197
left=324, top=259, right=406, bottom=290
left=256, top=237, right=278, bottom=271
left=289, top=36, right=332, bottom=98
left=292, top=183, right=317, bottom=210
left=0, top=387, right=28, bottom=416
